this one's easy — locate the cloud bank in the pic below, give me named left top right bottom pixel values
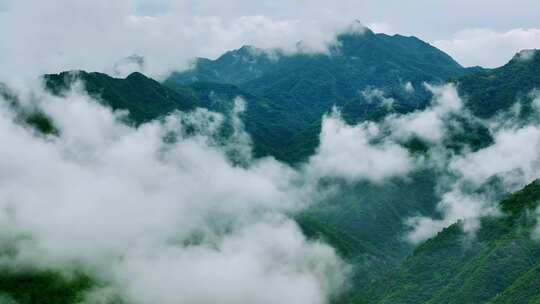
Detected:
left=307, top=82, right=540, bottom=245
left=304, top=83, right=512, bottom=244
left=0, top=0, right=368, bottom=80
left=387, top=84, right=463, bottom=143
left=1, top=0, right=539, bottom=81
left=307, top=109, right=413, bottom=183
left=4, top=77, right=516, bottom=304
left=0, top=84, right=348, bottom=304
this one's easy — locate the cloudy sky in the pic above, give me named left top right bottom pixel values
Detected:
left=0, top=0, right=539, bottom=80
left=0, top=0, right=540, bottom=78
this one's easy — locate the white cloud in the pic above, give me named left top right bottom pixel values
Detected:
left=306, top=84, right=467, bottom=184
left=1, top=0, right=540, bottom=290
left=114, top=218, right=346, bottom=304
left=361, top=88, right=383, bottom=101
left=403, top=82, right=415, bottom=94
left=407, top=115, right=540, bottom=243
left=0, top=0, right=367, bottom=80
left=306, top=109, right=412, bottom=183
left=387, top=83, right=463, bottom=143
left=0, top=84, right=348, bottom=304
left=366, top=22, right=394, bottom=35
left=2, top=0, right=540, bottom=81
left=434, top=28, right=540, bottom=67
left=395, top=83, right=540, bottom=244
left=361, top=87, right=395, bottom=109
left=112, top=55, right=146, bottom=77
left=406, top=189, right=498, bottom=244
left=450, top=125, right=540, bottom=189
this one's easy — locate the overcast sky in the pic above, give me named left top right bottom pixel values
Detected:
left=132, top=0, right=540, bottom=37
left=0, top=0, right=539, bottom=79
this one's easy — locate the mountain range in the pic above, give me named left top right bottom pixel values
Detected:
left=1, top=28, right=540, bottom=304
left=45, top=29, right=488, bottom=163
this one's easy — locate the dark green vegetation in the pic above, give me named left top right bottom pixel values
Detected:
left=167, top=29, right=466, bottom=89
left=43, top=70, right=301, bottom=158
left=298, top=170, right=442, bottom=289
left=0, top=266, right=125, bottom=304
left=351, top=180, right=540, bottom=304
left=1, top=28, right=539, bottom=303
left=44, top=71, right=198, bottom=124
left=165, top=29, right=474, bottom=162
left=0, top=83, right=58, bottom=135
left=456, top=50, right=540, bottom=120
left=1, top=181, right=538, bottom=304
left=0, top=269, right=93, bottom=304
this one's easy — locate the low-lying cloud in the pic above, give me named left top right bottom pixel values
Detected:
left=387, top=84, right=463, bottom=143
left=450, top=126, right=540, bottom=189
left=3, top=80, right=492, bottom=304
left=2, top=0, right=539, bottom=81
left=406, top=189, right=498, bottom=245
left=1, top=75, right=540, bottom=303
left=306, top=109, right=413, bottom=183
left=0, top=83, right=348, bottom=304
left=0, top=0, right=369, bottom=81
left=305, top=83, right=514, bottom=244
left=404, top=87, right=540, bottom=243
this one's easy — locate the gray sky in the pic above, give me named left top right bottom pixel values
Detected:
left=132, top=0, right=540, bottom=37
left=0, top=0, right=539, bottom=79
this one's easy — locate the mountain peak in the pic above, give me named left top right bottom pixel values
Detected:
left=126, top=71, right=149, bottom=81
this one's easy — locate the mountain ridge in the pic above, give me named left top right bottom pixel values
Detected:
left=1, top=27, right=540, bottom=304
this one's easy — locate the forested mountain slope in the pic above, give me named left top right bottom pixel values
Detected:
left=165, top=28, right=471, bottom=162
left=456, top=49, right=540, bottom=119
left=353, top=180, right=540, bottom=304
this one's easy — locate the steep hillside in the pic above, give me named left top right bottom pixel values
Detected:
left=457, top=49, right=540, bottom=118
left=355, top=180, right=540, bottom=304
left=298, top=169, right=441, bottom=290
left=44, top=71, right=198, bottom=124
left=167, top=29, right=465, bottom=90
left=43, top=33, right=515, bottom=164
left=42, top=71, right=299, bottom=158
